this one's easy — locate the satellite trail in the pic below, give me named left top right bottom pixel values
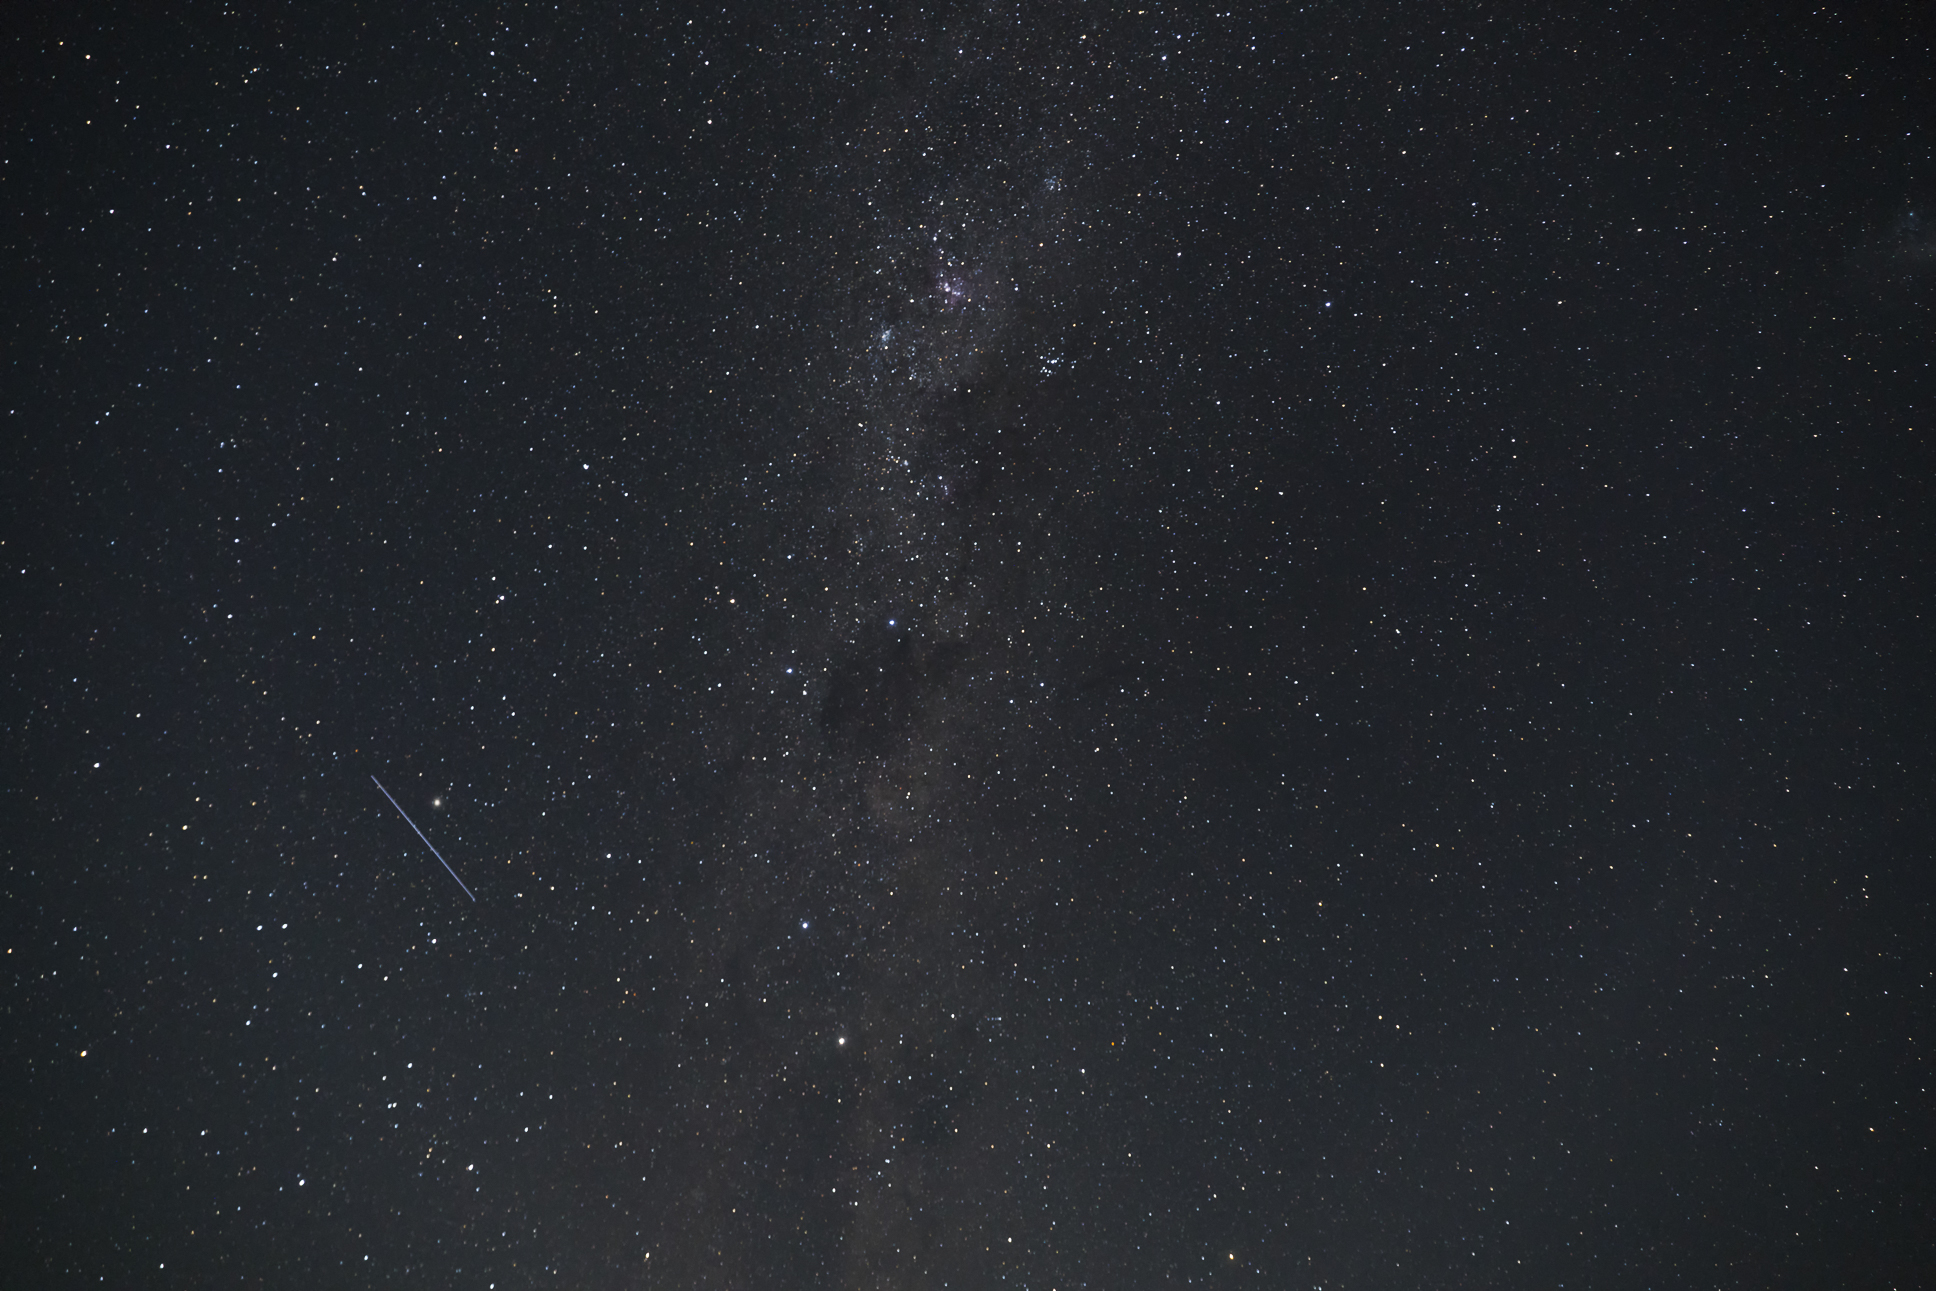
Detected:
left=371, top=775, right=477, bottom=902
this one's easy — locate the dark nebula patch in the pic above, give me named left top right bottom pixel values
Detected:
left=821, top=633, right=970, bottom=758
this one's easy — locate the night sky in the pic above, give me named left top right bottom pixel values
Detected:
left=5, top=3, right=1932, bottom=1287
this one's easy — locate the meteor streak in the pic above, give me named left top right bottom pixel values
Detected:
left=371, top=775, right=477, bottom=902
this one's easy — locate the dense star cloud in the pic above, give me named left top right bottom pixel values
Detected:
left=4, top=3, right=1930, bottom=1288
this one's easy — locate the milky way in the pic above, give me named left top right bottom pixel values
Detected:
left=631, top=19, right=1176, bottom=1282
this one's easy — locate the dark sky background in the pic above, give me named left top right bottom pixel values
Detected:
left=5, top=3, right=1932, bottom=1287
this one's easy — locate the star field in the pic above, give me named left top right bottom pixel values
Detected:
left=4, top=3, right=1931, bottom=1288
